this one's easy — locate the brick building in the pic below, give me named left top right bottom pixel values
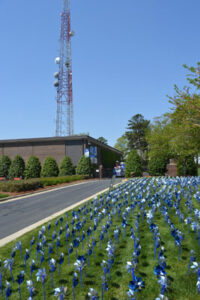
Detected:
left=0, top=136, right=122, bottom=175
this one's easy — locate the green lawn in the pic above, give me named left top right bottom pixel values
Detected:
left=0, top=193, right=9, bottom=199
left=0, top=177, right=199, bottom=299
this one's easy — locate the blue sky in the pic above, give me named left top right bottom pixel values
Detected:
left=0, top=0, right=200, bottom=146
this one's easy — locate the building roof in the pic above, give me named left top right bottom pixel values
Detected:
left=0, top=135, right=122, bottom=155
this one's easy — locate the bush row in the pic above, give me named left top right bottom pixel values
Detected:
left=0, top=154, right=92, bottom=180
left=0, top=175, right=85, bottom=192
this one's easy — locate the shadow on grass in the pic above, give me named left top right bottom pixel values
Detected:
left=115, top=271, right=122, bottom=277
left=111, top=282, right=120, bottom=288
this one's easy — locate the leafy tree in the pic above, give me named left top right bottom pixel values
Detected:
left=114, top=135, right=129, bottom=159
left=177, top=156, right=197, bottom=176
left=59, top=156, right=75, bottom=176
left=0, top=155, right=11, bottom=178
left=148, top=155, right=168, bottom=176
left=125, top=150, right=142, bottom=177
left=97, top=136, right=108, bottom=144
left=76, top=156, right=92, bottom=176
left=125, top=114, right=150, bottom=154
left=25, top=156, right=41, bottom=179
left=41, top=157, right=59, bottom=178
left=9, top=155, right=25, bottom=179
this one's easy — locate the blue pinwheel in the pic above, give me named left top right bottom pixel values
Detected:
left=47, top=222, right=51, bottom=236
left=30, top=260, right=36, bottom=280
left=57, top=236, right=61, bottom=256
left=49, top=258, right=56, bottom=288
left=52, top=231, right=57, bottom=243
left=72, top=272, right=79, bottom=300
left=16, top=241, right=23, bottom=261
left=4, top=259, right=14, bottom=282
left=59, top=226, right=63, bottom=237
left=68, top=243, right=73, bottom=264
left=87, top=227, right=92, bottom=243
left=48, top=243, right=53, bottom=260
left=17, top=270, right=25, bottom=299
left=74, top=256, right=86, bottom=288
left=87, top=244, right=92, bottom=266
left=73, top=237, right=80, bottom=258
left=27, top=280, right=34, bottom=299
left=39, top=251, right=45, bottom=268
left=38, top=230, right=42, bottom=242
left=92, top=237, right=96, bottom=259
left=101, top=275, right=108, bottom=300
left=36, top=268, right=47, bottom=300
left=30, top=236, right=35, bottom=255
left=5, top=281, right=12, bottom=300
left=42, top=235, right=47, bottom=250
left=55, top=219, right=59, bottom=230
left=36, top=242, right=42, bottom=261
left=60, top=216, right=64, bottom=226
left=126, top=261, right=136, bottom=283
left=187, top=250, right=196, bottom=276
left=88, top=288, right=99, bottom=300
left=54, top=286, right=67, bottom=300
left=58, top=253, right=64, bottom=276
left=127, top=288, right=135, bottom=300
left=81, top=230, right=85, bottom=250
left=25, top=249, right=30, bottom=272
left=41, top=225, right=46, bottom=235
left=65, top=228, right=70, bottom=250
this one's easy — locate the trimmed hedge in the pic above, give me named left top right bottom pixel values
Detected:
left=40, top=175, right=84, bottom=187
left=59, top=156, right=75, bottom=176
left=76, top=156, right=92, bottom=176
left=25, top=156, right=41, bottom=179
left=0, top=155, right=11, bottom=178
left=0, top=179, right=42, bottom=193
left=41, top=157, right=59, bottom=178
left=8, top=155, right=25, bottom=179
left=0, top=175, right=86, bottom=192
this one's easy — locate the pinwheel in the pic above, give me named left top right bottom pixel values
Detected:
left=27, top=280, right=34, bottom=299
left=87, top=244, right=92, bottom=267
left=55, top=219, right=59, bottom=230
left=54, top=286, right=67, bottom=299
left=81, top=230, right=85, bottom=250
left=99, top=231, right=104, bottom=250
left=42, top=235, right=47, bottom=251
left=49, top=258, right=56, bottom=288
left=158, top=274, right=167, bottom=296
left=126, top=261, right=137, bottom=282
left=127, top=288, right=135, bottom=300
left=72, top=272, right=79, bottom=300
left=187, top=250, right=196, bottom=276
left=72, top=227, right=76, bottom=243
left=154, top=236, right=160, bottom=261
left=87, top=227, right=92, bottom=243
left=88, top=287, right=99, bottom=300
left=74, top=237, right=80, bottom=258
left=101, top=273, right=108, bottom=300
left=11, top=246, right=16, bottom=258
left=17, top=270, right=25, bottom=299
left=65, top=228, right=70, bottom=250
left=36, top=268, right=47, bottom=300
left=121, top=217, right=127, bottom=238
left=4, top=259, right=14, bottom=282
left=58, top=253, right=64, bottom=276
left=38, top=230, right=42, bottom=242
left=57, top=237, right=61, bottom=256
left=52, top=231, right=57, bottom=243
left=30, top=236, right=35, bottom=255
left=39, top=251, right=45, bottom=268
left=16, top=241, right=23, bottom=261
left=41, top=225, right=46, bottom=235
left=59, top=226, right=63, bottom=237
left=106, top=241, right=115, bottom=279
left=68, top=243, right=73, bottom=264
left=92, top=237, right=96, bottom=259
left=25, top=249, right=30, bottom=272
left=36, top=242, right=43, bottom=261
left=74, top=256, right=86, bottom=288
left=5, top=281, right=12, bottom=300
left=30, top=260, right=36, bottom=280
left=48, top=243, right=53, bottom=260
left=47, top=222, right=51, bottom=236
left=60, top=216, right=64, bottom=226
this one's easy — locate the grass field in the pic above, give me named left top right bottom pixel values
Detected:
left=0, top=177, right=200, bottom=299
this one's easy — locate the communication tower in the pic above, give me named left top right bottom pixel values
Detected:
left=54, top=0, right=74, bottom=136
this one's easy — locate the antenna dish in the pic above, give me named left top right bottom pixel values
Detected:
left=55, top=57, right=60, bottom=64
left=54, top=72, right=59, bottom=78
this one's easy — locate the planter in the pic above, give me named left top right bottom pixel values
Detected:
left=14, top=177, right=21, bottom=181
left=0, top=177, right=6, bottom=181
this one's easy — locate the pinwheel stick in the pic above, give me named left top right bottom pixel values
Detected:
left=80, top=269, right=83, bottom=288
left=0, top=273, right=3, bottom=297
left=10, top=263, right=14, bottom=283
left=43, top=276, right=45, bottom=300
left=101, top=282, right=104, bottom=300
left=18, top=284, right=21, bottom=299
left=73, top=284, right=75, bottom=300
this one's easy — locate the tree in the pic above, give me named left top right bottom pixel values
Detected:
left=148, top=156, right=168, bottom=176
left=25, top=156, right=41, bottom=179
left=41, top=157, right=59, bottom=177
left=59, top=156, right=75, bottom=176
left=9, top=155, right=25, bottom=179
left=114, top=135, right=129, bottom=159
left=177, top=156, right=197, bottom=176
left=125, top=150, right=142, bottom=177
left=125, top=114, right=150, bottom=155
left=0, top=155, right=11, bottom=178
left=97, top=137, right=108, bottom=144
left=76, top=156, right=92, bottom=176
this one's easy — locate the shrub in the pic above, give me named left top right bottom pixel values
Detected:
left=0, top=179, right=42, bottom=192
left=40, top=175, right=84, bottom=186
left=0, top=155, right=11, bottom=178
left=125, top=150, right=142, bottom=177
left=76, top=156, right=92, bottom=176
left=8, top=155, right=25, bottom=179
left=148, top=156, right=168, bottom=176
left=25, top=156, right=41, bottom=179
left=177, top=156, right=197, bottom=176
left=41, top=157, right=59, bottom=178
left=59, top=156, right=75, bottom=176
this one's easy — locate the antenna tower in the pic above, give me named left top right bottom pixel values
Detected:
left=54, top=0, right=74, bottom=136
